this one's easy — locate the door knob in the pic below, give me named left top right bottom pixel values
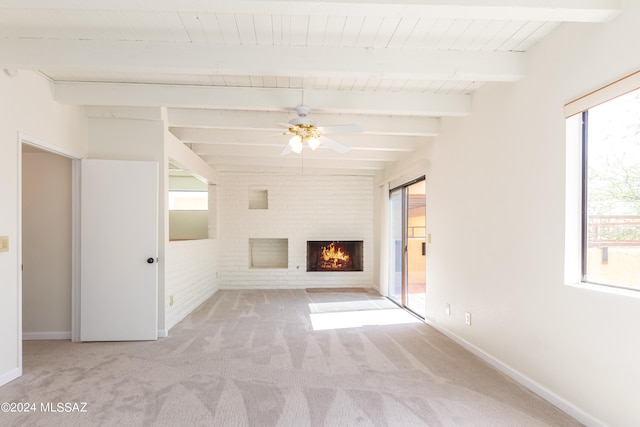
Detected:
left=147, top=257, right=155, bottom=264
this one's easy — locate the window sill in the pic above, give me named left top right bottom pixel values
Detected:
left=565, top=281, right=640, bottom=298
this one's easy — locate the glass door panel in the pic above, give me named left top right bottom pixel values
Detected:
left=388, top=188, right=403, bottom=304
left=406, top=180, right=426, bottom=317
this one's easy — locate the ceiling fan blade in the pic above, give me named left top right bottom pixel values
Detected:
left=280, top=143, right=293, bottom=155
left=317, top=124, right=363, bottom=134
left=320, top=136, right=350, bottom=154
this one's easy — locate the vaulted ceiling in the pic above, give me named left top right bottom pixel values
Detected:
left=0, top=1, right=622, bottom=174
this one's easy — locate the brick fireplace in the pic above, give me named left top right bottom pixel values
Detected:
left=218, top=172, right=373, bottom=288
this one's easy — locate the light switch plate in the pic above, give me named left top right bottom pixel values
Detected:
left=0, top=236, right=8, bottom=252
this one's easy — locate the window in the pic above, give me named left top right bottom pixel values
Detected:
left=168, top=191, right=208, bottom=211
left=574, top=85, right=640, bottom=291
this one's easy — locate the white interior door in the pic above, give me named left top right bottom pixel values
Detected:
left=80, top=159, right=158, bottom=341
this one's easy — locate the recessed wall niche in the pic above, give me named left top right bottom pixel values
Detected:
left=249, top=238, right=288, bottom=268
left=249, top=187, right=268, bottom=209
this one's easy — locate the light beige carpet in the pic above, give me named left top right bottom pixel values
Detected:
left=0, top=289, right=582, bottom=426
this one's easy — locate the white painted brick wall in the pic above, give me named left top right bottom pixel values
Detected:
left=165, top=239, right=218, bottom=330
left=208, top=184, right=217, bottom=239
left=218, top=172, right=375, bottom=289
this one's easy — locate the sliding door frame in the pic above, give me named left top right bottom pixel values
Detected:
left=389, top=176, right=426, bottom=317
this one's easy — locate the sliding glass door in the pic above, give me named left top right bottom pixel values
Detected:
left=388, top=178, right=426, bottom=317
left=389, top=187, right=404, bottom=304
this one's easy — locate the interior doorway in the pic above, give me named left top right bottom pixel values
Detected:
left=388, top=178, right=426, bottom=317
left=21, top=144, right=73, bottom=340
left=19, top=133, right=82, bottom=352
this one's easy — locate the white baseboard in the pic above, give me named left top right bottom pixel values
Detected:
left=424, top=320, right=607, bottom=427
left=157, top=329, right=168, bottom=338
left=0, top=368, right=21, bottom=387
left=22, top=331, right=71, bottom=341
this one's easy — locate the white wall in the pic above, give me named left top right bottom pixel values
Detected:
left=165, top=137, right=219, bottom=331
left=0, top=70, right=86, bottom=386
left=208, top=184, right=217, bottom=239
left=218, top=172, right=374, bottom=289
left=401, top=6, right=640, bottom=427
left=22, top=151, right=72, bottom=339
left=169, top=211, right=209, bottom=240
left=165, top=239, right=218, bottom=330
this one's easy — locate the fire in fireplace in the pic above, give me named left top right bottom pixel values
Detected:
left=307, top=240, right=363, bottom=272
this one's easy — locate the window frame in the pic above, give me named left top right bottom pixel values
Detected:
left=580, top=110, right=590, bottom=284
left=570, top=82, right=640, bottom=293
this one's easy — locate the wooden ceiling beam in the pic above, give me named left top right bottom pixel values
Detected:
left=0, top=0, right=622, bottom=22
left=184, top=134, right=425, bottom=151
left=168, top=108, right=440, bottom=136
left=54, top=82, right=471, bottom=116
left=200, top=155, right=387, bottom=171
left=195, top=145, right=403, bottom=162
left=0, top=39, right=524, bottom=82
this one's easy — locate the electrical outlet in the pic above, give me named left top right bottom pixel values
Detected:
left=445, top=303, right=450, bottom=316
left=169, top=295, right=174, bottom=306
left=0, top=236, right=8, bottom=252
left=465, top=312, right=472, bottom=325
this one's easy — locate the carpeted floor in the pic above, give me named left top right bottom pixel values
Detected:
left=0, top=289, right=582, bottom=426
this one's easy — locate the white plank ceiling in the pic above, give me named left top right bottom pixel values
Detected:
left=0, top=0, right=622, bottom=174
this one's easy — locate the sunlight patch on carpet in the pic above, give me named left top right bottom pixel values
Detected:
left=309, top=307, right=421, bottom=331
left=308, top=299, right=397, bottom=313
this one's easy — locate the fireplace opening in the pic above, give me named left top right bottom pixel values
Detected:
left=307, top=240, right=363, bottom=272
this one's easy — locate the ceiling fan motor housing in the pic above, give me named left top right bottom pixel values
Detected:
left=289, top=105, right=312, bottom=125
left=294, top=105, right=311, bottom=117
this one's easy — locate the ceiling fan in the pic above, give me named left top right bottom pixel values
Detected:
left=279, top=105, right=363, bottom=155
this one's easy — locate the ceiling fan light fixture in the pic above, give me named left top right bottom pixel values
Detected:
left=280, top=106, right=357, bottom=156
left=289, top=135, right=303, bottom=153
left=308, top=137, right=321, bottom=150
